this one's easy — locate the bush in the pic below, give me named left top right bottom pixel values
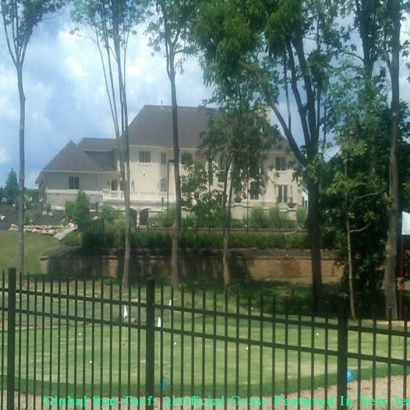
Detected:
left=101, top=205, right=123, bottom=223
left=65, top=200, right=75, bottom=221
left=65, top=191, right=91, bottom=231
left=63, top=228, right=311, bottom=251
left=73, top=191, right=91, bottom=231
left=82, top=232, right=104, bottom=251
left=63, top=231, right=82, bottom=246
left=268, top=206, right=296, bottom=229
left=249, top=207, right=271, bottom=229
left=296, top=207, right=307, bottom=229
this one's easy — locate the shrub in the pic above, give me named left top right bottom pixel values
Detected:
left=63, top=231, right=82, bottom=246
left=82, top=232, right=104, bottom=251
left=63, top=228, right=311, bottom=251
left=249, top=207, right=271, bottom=229
left=101, top=205, right=123, bottom=223
left=73, top=191, right=91, bottom=231
left=296, top=207, right=307, bottom=229
left=65, top=200, right=75, bottom=221
left=268, top=206, right=296, bottom=229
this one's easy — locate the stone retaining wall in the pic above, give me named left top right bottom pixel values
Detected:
left=40, top=248, right=342, bottom=281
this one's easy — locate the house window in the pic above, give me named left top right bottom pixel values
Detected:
left=275, top=157, right=287, bottom=171
left=181, top=151, right=193, bottom=165
left=160, top=178, right=167, bottom=192
left=218, top=156, right=227, bottom=183
left=139, top=151, right=151, bottom=163
left=277, top=185, right=288, bottom=204
left=69, top=176, right=79, bottom=190
left=161, top=152, right=167, bottom=165
left=249, top=182, right=259, bottom=200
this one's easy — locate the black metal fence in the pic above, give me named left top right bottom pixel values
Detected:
left=1, top=267, right=409, bottom=410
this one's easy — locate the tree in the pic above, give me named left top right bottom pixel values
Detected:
left=72, top=0, right=146, bottom=288
left=147, top=0, right=197, bottom=290
left=181, top=160, right=223, bottom=230
left=346, top=0, right=409, bottom=318
left=382, top=0, right=401, bottom=319
left=323, top=57, right=410, bottom=317
left=199, top=96, right=276, bottom=293
left=66, top=190, right=91, bottom=231
left=4, top=168, right=19, bottom=205
left=1, top=0, right=66, bottom=275
left=194, top=0, right=342, bottom=314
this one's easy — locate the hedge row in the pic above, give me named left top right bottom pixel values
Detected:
left=63, top=230, right=310, bottom=251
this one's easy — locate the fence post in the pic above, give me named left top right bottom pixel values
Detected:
left=146, top=278, right=155, bottom=409
left=337, top=293, right=349, bottom=409
left=7, top=268, right=17, bottom=410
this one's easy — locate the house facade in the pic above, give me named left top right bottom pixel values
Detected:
left=36, top=105, right=306, bottom=224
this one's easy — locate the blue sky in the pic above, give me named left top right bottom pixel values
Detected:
left=0, top=9, right=213, bottom=188
left=1, top=8, right=410, bottom=189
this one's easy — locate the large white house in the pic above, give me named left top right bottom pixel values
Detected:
left=36, top=105, right=306, bottom=224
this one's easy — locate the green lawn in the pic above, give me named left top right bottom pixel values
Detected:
left=0, top=231, right=60, bottom=275
left=1, top=280, right=408, bottom=398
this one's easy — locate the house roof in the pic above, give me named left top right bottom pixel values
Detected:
left=77, top=138, right=117, bottom=152
left=127, top=104, right=291, bottom=153
left=127, top=105, right=214, bottom=148
left=36, top=105, right=293, bottom=186
left=41, top=141, right=105, bottom=173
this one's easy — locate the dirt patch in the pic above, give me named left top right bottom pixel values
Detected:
left=3, top=376, right=407, bottom=409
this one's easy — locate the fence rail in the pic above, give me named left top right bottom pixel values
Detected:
left=1, top=268, right=409, bottom=409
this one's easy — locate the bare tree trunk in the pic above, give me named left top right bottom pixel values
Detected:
left=346, top=215, right=356, bottom=320
left=122, top=160, right=131, bottom=289
left=383, top=0, right=400, bottom=320
left=307, top=180, right=324, bottom=316
left=222, top=161, right=235, bottom=295
left=116, top=48, right=131, bottom=290
left=167, top=34, right=180, bottom=291
left=170, top=68, right=180, bottom=291
left=17, top=64, right=25, bottom=277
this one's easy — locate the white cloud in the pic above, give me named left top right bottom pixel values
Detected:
left=0, top=147, right=10, bottom=164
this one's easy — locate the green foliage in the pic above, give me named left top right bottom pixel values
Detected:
left=101, top=204, right=123, bottom=223
left=73, top=230, right=309, bottom=251
left=322, top=98, right=410, bottom=306
left=63, top=231, right=82, bottom=246
left=296, top=207, right=307, bottom=229
left=4, top=168, right=19, bottom=205
left=249, top=207, right=271, bottom=229
left=247, top=206, right=298, bottom=230
left=65, top=190, right=91, bottom=232
left=65, top=200, right=75, bottom=221
left=181, top=161, right=223, bottom=229
left=149, top=206, right=176, bottom=228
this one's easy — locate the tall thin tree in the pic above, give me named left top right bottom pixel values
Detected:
left=1, top=0, right=66, bottom=276
left=72, top=0, right=146, bottom=288
left=147, top=0, right=197, bottom=290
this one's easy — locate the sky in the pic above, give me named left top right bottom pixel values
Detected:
left=1, top=7, right=410, bottom=189
left=0, top=8, right=214, bottom=189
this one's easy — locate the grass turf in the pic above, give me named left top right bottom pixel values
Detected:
left=0, top=231, right=60, bottom=275
left=1, top=280, right=409, bottom=398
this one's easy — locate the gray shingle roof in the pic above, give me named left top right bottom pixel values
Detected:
left=127, top=104, right=290, bottom=152
left=127, top=105, right=214, bottom=148
left=77, top=138, right=117, bottom=151
left=42, top=141, right=105, bottom=173
left=36, top=105, right=291, bottom=186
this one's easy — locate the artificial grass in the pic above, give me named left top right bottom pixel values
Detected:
left=0, top=231, right=60, bottom=275
left=1, top=283, right=409, bottom=398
